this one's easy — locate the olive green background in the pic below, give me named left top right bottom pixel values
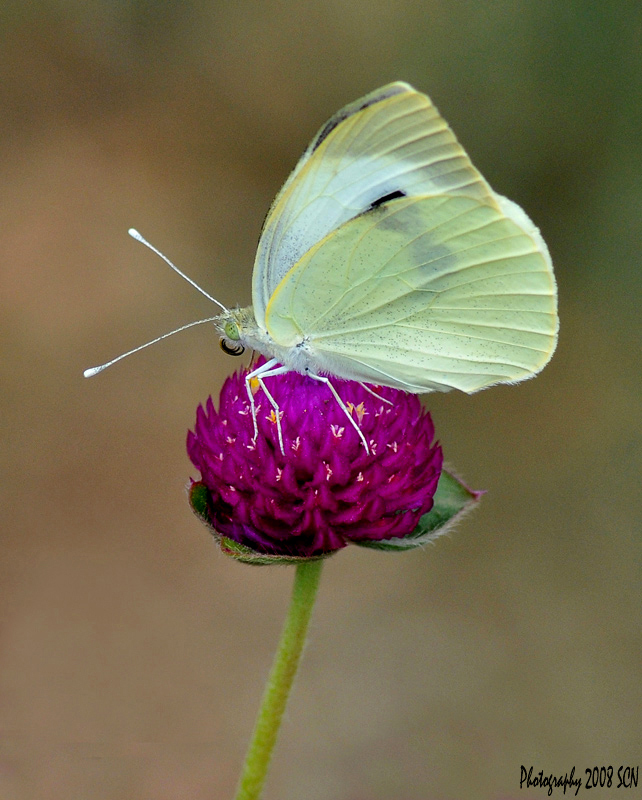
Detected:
left=1, top=3, right=640, bottom=798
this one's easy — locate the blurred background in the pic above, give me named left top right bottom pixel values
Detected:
left=1, top=2, right=640, bottom=798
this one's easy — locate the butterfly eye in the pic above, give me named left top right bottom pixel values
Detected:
left=224, top=321, right=241, bottom=341
left=220, top=320, right=244, bottom=355
left=220, top=339, right=245, bottom=357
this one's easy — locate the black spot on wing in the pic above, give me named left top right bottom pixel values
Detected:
left=368, top=189, right=406, bottom=210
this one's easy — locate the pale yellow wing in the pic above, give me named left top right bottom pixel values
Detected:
left=252, top=82, right=496, bottom=329
left=264, top=194, right=558, bottom=393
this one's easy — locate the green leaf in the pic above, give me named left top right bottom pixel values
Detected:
left=355, top=470, right=483, bottom=552
left=189, top=481, right=211, bottom=523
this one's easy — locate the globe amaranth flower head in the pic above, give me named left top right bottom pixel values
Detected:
left=187, top=358, right=443, bottom=560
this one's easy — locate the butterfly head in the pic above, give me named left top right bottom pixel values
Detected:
left=216, top=306, right=266, bottom=359
left=219, top=318, right=245, bottom=356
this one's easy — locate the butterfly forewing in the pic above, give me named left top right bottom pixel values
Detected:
left=264, top=194, right=557, bottom=393
left=252, top=82, right=496, bottom=328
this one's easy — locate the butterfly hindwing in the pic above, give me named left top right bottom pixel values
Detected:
left=264, top=194, right=558, bottom=393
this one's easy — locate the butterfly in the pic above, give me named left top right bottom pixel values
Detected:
left=216, top=82, right=558, bottom=445
left=87, top=82, right=558, bottom=453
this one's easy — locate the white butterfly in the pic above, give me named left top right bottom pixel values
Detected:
left=87, top=82, right=558, bottom=453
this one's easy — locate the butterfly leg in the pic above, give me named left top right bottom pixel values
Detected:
left=245, top=359, right=290, bottom=454
left=244, top=357, right=280, bottom=442
left=358, top=382, right=393, bottom=406
left=306, top=373, right=371, bottom=454
left=255, top=375, right=286, bottom=454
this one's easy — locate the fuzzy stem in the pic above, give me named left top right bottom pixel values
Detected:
left=233, top=559, right=324, bottom=800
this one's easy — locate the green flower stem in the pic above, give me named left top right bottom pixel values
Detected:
left=233, top=559, right=324, bottom=800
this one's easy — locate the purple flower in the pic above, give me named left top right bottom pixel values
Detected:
left=187, top=359, right=443, bottom=559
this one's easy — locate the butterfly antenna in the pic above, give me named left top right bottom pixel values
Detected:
left=128, top=228, right=228, bottom=312
left=83, top=316, right=219, bottom=377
